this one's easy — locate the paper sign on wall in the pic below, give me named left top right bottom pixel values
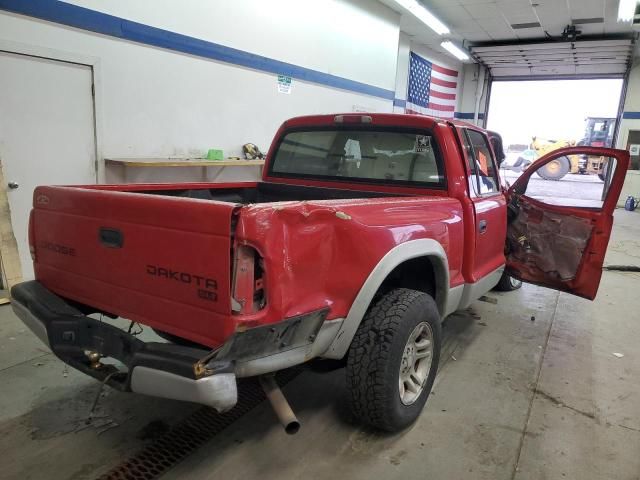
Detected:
left=277, top=75, right=292, bottom=94
left=629, top=144, right=640, bottom=156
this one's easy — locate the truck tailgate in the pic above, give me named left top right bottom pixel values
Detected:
left=31, top=186, right=237, bottom=348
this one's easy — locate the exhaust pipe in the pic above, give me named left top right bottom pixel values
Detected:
left=259, top=374, right=300, bottom=434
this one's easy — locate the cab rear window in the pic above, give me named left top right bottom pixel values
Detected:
left=269, top=128, right=445, bottom=188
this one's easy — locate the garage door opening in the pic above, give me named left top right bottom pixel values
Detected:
left=486, top=78, right=624, bottom=186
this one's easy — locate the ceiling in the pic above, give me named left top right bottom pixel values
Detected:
left=379, top=0, right=637, bottom=63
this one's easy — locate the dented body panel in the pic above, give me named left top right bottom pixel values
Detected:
left=233, top=196, right=464, bottom=326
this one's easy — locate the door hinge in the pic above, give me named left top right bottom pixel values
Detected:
left=91, top=83, right=95, bottom=97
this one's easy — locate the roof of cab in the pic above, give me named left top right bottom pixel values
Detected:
left=280, top=113, right=486, bottom=132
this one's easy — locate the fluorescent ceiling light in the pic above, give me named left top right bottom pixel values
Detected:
left=617, top=0, right=637, bottom=22
left=393, top=0, right=450, bottom=35
left=441, top=41, right=469, bottom=61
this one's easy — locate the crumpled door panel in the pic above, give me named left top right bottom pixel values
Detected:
left=506, top=200, right=593, bottom=283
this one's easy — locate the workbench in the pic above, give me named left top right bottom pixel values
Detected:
left=104, top=158, right=265, bottom=184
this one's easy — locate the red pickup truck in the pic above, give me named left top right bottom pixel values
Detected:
left=12, top=113, right=628, bottom=433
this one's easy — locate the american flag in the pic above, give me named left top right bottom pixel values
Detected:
left=406, top=52, right=458, bottom=119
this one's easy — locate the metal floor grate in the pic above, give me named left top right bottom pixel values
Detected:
left=97, top=368, right=302, bottom=480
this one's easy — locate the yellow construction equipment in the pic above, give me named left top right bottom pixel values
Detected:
left=528, top=118, right=615, bottom=181
left=530, top=137, right=580, bottom=180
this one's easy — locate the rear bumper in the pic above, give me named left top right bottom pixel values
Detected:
left=11, top=281, right=335, bottom=411
left=11, top=281, right=237, bottom=412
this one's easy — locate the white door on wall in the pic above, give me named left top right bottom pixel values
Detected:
left=0, top=51, right=96, bottom=281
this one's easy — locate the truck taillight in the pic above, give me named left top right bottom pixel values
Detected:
left=232, top=245, right=266, bottom=314
left=28, top=210, right=36, bottom=261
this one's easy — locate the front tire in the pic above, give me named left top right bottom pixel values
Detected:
left=346, top=288, right=441, bottom=432
left=493, top=272, right=523, bottom=291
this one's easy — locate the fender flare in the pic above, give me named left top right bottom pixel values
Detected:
left=323, top=238, right=450, bottom=359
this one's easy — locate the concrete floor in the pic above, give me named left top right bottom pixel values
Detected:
left=1, top=211, right=639, bottom=480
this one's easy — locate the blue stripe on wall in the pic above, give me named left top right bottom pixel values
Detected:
left=623, top=112, right=640, bottom=119
left=0, top=0, right=395, bottom=101
left=391, top=103, right=483, bottom=120
left=454, top=112, right=485, bottom=120
left=393, top=98, right=484, bottom=120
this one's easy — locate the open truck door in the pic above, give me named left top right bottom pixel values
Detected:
left=505, top=146, right=629, bottom=300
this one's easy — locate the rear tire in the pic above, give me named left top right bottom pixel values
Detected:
left=536, top=156, right=570, bottom=180
left=346, top=288, right=441, bottom=432
left=493, top=272, right=523, bottom=292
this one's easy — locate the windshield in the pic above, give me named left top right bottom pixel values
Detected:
left=269, top=128, right=445, bottom=188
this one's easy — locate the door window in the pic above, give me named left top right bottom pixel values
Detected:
left=464, top=129, right=500, bottom=194
left=522, top=155, right=617, bottom=209
left=461, top=131, right=480, bottom=198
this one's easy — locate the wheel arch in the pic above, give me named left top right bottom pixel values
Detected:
left=323, top=239, right=450, bottom=359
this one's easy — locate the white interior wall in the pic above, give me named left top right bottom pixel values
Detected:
left=617, top=58, right=640, bottom=151
left=0, top=0, right=400, bottom=169
left=393, top=32, right=411, bottom=113
left=457, top=63, right=489, bottom=126
left=617, top=56, right=640, bottom=203
left=62, top=0, right=400, bottom=92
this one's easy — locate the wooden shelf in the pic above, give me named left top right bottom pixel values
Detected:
left=105, top=158, right=265, bottom=168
